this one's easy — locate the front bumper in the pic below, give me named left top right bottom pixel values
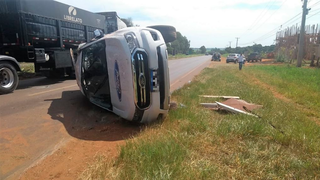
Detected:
left=137, top=45, right=170, bottom=123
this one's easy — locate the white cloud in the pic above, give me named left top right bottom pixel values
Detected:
left=56, top=0, right=320, bottom=48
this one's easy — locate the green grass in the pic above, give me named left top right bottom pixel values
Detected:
left=18, top=63, right=37, bottom=79
left=19, top=63, right=35, bottom=73
left=245, top=65, right=320, bottom=118
left=80, top=64, right=320, bottom=180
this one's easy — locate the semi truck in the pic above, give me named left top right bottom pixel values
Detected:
left=0, top=0, right=127, bottom=94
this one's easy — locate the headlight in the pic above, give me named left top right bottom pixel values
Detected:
left=125, top=32, right=139, bottom=53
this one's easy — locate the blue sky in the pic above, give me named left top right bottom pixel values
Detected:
left=56, top=0, right=320, bottom=48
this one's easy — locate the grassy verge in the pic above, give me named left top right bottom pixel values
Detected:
left=168, top=54, right=204, bottom=60
left=244, top=65, right=320, bottom=119
left=81, top=64, right=320, bottom=179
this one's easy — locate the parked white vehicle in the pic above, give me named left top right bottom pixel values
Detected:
left=71, top=26, right=176, bottom=123
left=226, top=53, right=240, bottom=63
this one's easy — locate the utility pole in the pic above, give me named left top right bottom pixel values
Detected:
left=235, top=37, right=240, bottom=48
left=229, top=41, right=232, bottom=48
left=297, top=0, right=308, bottom=67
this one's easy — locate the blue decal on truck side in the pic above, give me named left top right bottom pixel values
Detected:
left=114, top=60, right=122, bottom=101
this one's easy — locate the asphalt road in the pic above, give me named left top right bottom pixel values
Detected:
left=0, top=55, right=210, bottom=179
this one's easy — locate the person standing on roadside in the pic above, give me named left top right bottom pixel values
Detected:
left=238, top=53, right=244, bottom=70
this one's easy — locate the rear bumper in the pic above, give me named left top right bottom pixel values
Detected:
left=226, top=58, right=237, bottom=62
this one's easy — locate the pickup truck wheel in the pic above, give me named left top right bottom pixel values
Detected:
left=0, top=62, right=19, bottom=94
left=147, top=25, right=177, bottom=43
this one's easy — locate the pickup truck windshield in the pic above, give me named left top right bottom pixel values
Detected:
left=81, top=40, right=112, bottom=109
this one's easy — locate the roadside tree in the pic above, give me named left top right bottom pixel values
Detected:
left=200, top=46, right=206, bottom=54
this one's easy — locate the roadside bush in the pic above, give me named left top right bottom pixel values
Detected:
left=260, top=52, right=267, bottom=59
left=276, top=47, right=290, bottom=63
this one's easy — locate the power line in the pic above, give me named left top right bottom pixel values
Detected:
left=254, top=15, right=301, bottom=41
left=252, top=10, right=320, bottom=44
left=248, top=8, right=320, bottom=46
left=307, top=9, right=320, bottom=18
left=309, top=0, right=320, bottom=7
left=239, top=12, right=302, bottom=46
left=249, top=0, right=275, bottom=29
left=239, top=0, right=279, bottom=37
left=237, top=0, right=319, bottom=47
left=245, top=0, right=289, bottom=37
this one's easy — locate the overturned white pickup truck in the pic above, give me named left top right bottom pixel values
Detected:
left=71, top=26, right=176, bottom=123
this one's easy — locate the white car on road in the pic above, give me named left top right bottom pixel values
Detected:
left=71, top=26, right=176, bottom=123
left=226, top=53, right=240, bottom=63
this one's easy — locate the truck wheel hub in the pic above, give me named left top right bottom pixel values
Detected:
left=0, top=67, right=14, bottom=88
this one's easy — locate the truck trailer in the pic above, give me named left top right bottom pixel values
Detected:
left=0, top=0, right=126, bottom=94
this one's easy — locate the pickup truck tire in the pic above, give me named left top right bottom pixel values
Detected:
left=0, top=62, right=19, bottom=94
left=147, top=25, right=177, bottom=43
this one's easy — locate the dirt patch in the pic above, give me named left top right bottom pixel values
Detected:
left=7, top=91, right=143, bottom=180
left=18, top=118, right=142, bottom=180
left=19, top=139, right=122, bottom=180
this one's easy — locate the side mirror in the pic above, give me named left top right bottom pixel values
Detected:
left=94, top=29, right=104, bottom=39
left=147, top=25, right=177, bottom=43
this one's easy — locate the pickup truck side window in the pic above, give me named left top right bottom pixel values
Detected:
left=81, top=40, right=112, bottom=109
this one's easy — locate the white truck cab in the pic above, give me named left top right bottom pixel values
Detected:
left=72, top=26, right=176, bottom=123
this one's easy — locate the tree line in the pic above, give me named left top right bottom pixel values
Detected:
left=225, top=44, right=275, bottom=54
left=122, top=18, right=275, bottom=56
left=166, top=32, right=190, bottom=55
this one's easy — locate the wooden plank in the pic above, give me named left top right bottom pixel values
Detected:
left=216, top=101, right=259, bottom=118
left=200, top=103, right=218, bottom=108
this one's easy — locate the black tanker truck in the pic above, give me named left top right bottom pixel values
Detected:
left=0, top=0, right=127, bottom=94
